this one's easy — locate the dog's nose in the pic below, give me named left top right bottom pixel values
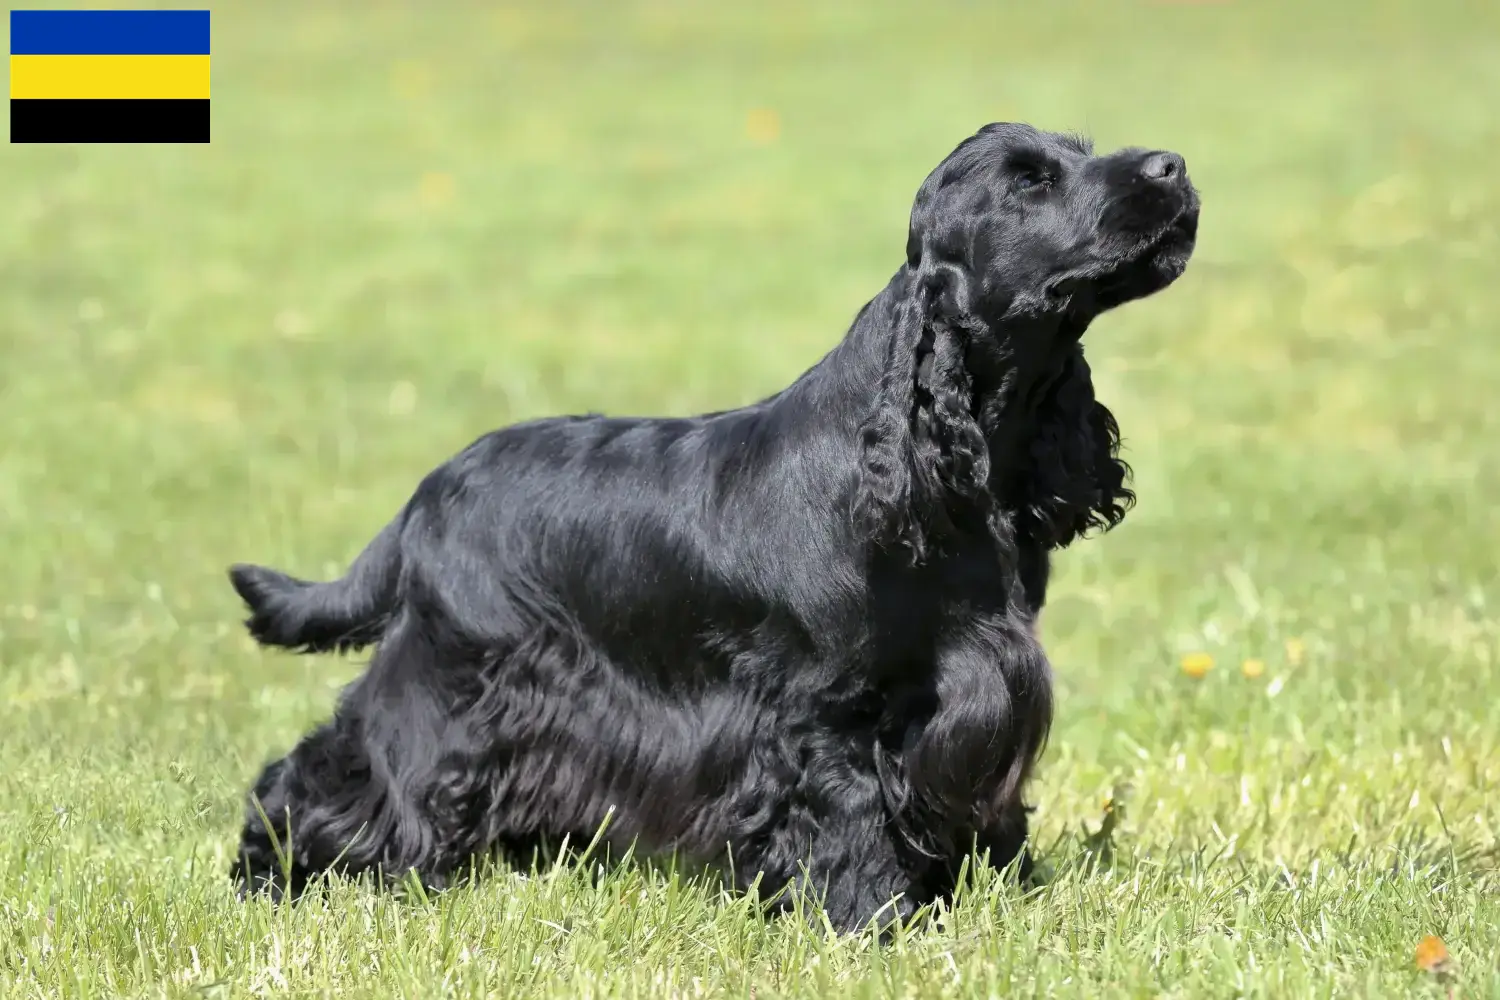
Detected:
left=1141, top=151, right=1186, bottom=183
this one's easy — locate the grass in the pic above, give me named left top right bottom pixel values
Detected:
left=3, top=0, right=1500, bottom=995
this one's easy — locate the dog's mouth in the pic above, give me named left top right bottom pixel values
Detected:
left=1144, top=204, right=1199, bottom=279
left=1088, top=197, right=1200, bottom=306
left=1038, top=188, right=1201, bottom=315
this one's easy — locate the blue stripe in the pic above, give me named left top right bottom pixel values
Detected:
left=10, top=10, right=210, bottom=55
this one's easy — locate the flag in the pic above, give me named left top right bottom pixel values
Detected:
left=10, top=9, right=210, bottom=142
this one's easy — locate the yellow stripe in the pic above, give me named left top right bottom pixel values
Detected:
left=10, top=55, right=210, bottom=100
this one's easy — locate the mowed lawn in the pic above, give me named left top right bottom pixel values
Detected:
left=3, top=1, right=1499, bottom=995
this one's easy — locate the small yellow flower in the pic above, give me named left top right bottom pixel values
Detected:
left=1285, top=637, right=1305, bottom=665
left=1180, top=652, right=1213, bottom=678
left=417, top=171, right=457, bottom=210
left=744, top=107, right=781, bottom=145
left=390, top=59, right=433, bottom=102
left=1414, top=934, right=1452, bottom=975
left=387, top=380, right=418, bottom=417
left=1241, top=658, right=1265, bottom=679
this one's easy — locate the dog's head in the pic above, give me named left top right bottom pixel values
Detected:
left=906, top=122, right=1199, bottom=324
left=857, top=123, right=1199, bottom=562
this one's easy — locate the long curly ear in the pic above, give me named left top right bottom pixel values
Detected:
left=855, top=275, right=995, bottom=563
left=1021, top=347, right=1134, bottom=548
left=913, top=312, right=991, bottom=513
left=854, top=281, right=929, bottom=559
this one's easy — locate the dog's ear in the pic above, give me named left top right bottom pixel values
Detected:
left=854, top=259, right=994, bottom=563
left=1021, top=347, right=1134, bottom=548
left=853, top=278, right=929, bottom=559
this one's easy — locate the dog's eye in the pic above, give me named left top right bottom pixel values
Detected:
left=1013, top=167, right=1055, bottom=192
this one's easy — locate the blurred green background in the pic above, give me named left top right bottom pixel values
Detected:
left=3, top=1, right=1498, bottom=996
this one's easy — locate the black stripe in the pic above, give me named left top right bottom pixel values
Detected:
left=11, top=99, right=209, bottom=143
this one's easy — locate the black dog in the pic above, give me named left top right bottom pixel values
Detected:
left=228, top=122, right=1198, bottom=931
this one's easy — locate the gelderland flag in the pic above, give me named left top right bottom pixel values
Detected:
left=10, top=9, right=210, bottom=142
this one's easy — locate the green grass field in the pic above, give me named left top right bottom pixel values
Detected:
left=4, top=1, right=1500, bottom=995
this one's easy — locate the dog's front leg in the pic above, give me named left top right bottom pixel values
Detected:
left=972, top=798, right=1034, bottom=884
left=905, top=606, right=1050, bottom=904
left=749, top=738, right=921, bottom=934
left=806, top=818, right=919, bottom=934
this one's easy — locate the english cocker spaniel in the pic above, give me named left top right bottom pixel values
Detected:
left=228, top=122, right=1199, bottom=931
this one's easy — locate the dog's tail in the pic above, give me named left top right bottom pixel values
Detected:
left=229, top=516, right=402, bottom=654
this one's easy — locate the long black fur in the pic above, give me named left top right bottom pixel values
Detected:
left=228, top=122, right=1199, bottom=931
